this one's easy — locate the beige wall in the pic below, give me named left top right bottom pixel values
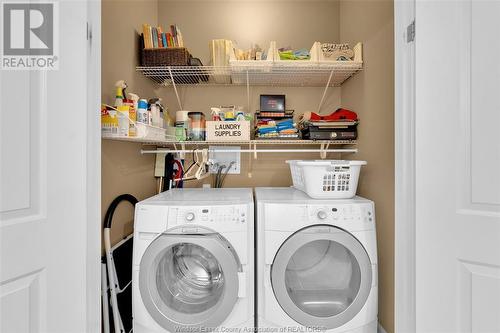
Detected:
left=101, top=0, right=159, bottom=247
left=157, top=0, right=342, bottom=187
left=340, top=1, right=395, bottom=332
left=158, top=0, right=341, bottom=65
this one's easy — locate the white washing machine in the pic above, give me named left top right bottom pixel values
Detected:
left=132, top=188, right=254, bottom=333
left=255, top=188, right=378, bottom=333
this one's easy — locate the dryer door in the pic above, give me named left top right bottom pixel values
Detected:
left=139, top=233, right=239, bottom=331
left=271, top=225, right=372, bottom=329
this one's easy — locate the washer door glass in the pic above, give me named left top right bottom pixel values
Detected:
left=139, top=233, right=239, bottom=331
left=271, top=225, right=372, bottom=329
left=156, top=243, right=225, bottom=314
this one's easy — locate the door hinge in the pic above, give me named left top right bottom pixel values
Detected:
left=87, top=22, right=92, bottom=41
left=407, top=20, right=415, bottom=43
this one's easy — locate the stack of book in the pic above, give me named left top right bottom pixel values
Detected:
left=255, top=110, right=299, bottom=139
left=142, top=24, right=184, bottom=49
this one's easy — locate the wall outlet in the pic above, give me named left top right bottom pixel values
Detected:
left=209, top=146, right=241, bottom=174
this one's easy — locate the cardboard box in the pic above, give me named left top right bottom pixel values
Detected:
left=206, top=121, right=250, bottom=141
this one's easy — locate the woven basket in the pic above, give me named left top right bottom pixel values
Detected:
left=141, top=48, right=190, bottom=66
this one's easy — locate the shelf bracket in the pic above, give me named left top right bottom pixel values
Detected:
left=247, top=143, right=253, bottom=178
left=317, top=70, right=334, bottom=114
left=246, top=70, right=250, bottom=113
left=168, top=66, right=183, bottom=110
left=253, top=142, right=258, bottom=160
left=320, top=142, right=330, bottom=159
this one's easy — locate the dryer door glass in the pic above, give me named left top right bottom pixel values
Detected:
left=285, top=239, right=360, bottom=317
left=139, top=234, right=239, bottom=331
left=271, top=225, right=372, bottom=329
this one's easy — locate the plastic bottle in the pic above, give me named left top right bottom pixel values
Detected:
left=137, top=99, right=149, bottom=124
left=114, top=80, right=127, bottom=107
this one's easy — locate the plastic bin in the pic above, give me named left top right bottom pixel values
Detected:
left=287, top=160, right=366, bottom=199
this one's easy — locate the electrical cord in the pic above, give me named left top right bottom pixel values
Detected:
left=219, top=161, right=235, bottom=188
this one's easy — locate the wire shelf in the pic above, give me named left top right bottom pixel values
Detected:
left=102, top=136, right=357, bottom=147
left=136, top=63, right=362, bottom=87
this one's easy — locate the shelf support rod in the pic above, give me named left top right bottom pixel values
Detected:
left=168, top=66, right=183, bottom=110
left=317, top=70, right=334, bottom=114
left=141, top=148, right=358, bottom=154
left=246, top=70, right=250, bottom=113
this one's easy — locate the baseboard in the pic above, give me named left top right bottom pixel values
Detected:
left=378, top=323, right=388, bottom=333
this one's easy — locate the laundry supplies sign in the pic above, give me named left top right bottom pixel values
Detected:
left=206, top=121, right=250, bottom=141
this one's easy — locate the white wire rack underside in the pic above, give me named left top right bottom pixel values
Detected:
left=136, top=63, right=363, bottom=87
left=103, top=137, right=357, bottom=146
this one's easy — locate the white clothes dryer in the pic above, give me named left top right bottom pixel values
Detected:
left=255, top=188, right=378, bottom=333
left=132, top=188, right=254, bottom=333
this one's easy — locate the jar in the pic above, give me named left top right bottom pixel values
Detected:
left=188, top=112, right=206, bottom=141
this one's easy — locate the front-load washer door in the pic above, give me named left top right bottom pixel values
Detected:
left=271, top=225, right=372, bottom=330
left=139, top=233, right=239, bottom=332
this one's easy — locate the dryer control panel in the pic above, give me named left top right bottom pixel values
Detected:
left=167, top=205, right=248, bottom=231
left=307, top=203, right=375, bottom=230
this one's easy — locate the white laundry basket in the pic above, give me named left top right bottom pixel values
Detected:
left=287, top=160, right=367, bottom=199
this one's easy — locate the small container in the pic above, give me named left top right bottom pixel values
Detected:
left=188, top=112, right=206, bottom=141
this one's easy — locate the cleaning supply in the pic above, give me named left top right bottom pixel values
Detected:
left=187, top=112, right=206, bottom=141
left=116, top=105, right=130, bottom=137
left=101, top=106, right=119, bottom=137
left=175, top=110, right=190, bottom=140
left=149, top=98, right=162, bottom=128
left=211, top=107, right=222, bottom=121
left=128, top=93, right=139, bottom=113
left=137, top=99, right=149, bottom=125
left=123, top=99, right=137, bottom=137
left=114, top=80, right=127, bottom=107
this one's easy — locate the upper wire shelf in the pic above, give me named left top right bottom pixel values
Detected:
left=136, top=62, right=363, bottom=87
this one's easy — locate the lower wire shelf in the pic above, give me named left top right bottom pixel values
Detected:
left=102, top=136, right=358, bottom=158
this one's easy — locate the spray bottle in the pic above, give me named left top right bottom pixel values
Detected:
left=114, top=80, right=127, bottom=107
left=137, top=99, right=149, bottom=125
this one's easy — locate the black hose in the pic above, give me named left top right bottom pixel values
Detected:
left=103, top=194, right=139, bottom=229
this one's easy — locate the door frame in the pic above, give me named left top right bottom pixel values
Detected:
left=86, top=0, right=101, bottom=331
left=394, top=0, right=416, bottom=332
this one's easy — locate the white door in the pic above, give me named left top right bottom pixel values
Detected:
left=0, top=1, right=100, bottom=332
left=415, top=0, right=500, bottom=332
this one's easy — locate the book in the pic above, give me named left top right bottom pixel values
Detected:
left=176, top=27, right=184, bottom=47
left=142, top=24, right=150, bottom=48
left=157, top=26, right=163, bottom=47
left=152, top=27, right=158, bottom=48
left=170, top=25, right=177, bottom=47
left=166, top=33, right=172, bottom=47
left=162, top=33, right=167, bottom=49
left=148, top=26, right=153, bottom=49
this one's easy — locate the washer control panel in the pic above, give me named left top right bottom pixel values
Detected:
left=308, top=203, right=374, bottom=225
left=173, top=205, right=247, bottom=226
